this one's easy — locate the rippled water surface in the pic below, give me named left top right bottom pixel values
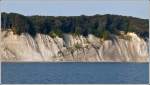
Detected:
left=1, top=62, right=149, bottom=84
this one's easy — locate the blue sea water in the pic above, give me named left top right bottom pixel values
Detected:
left=1, top=62, right=149, bottom=84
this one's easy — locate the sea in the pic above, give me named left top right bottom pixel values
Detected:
left=1, top=62, right=149, bottom=84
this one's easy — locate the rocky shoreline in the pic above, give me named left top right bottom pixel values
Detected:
left=0, top=31, right=148, bottom=62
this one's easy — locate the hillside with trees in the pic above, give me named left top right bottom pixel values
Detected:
left=1, top=12, right=149, bottom=39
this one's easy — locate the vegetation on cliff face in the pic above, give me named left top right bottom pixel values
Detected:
left=1, top=12, right=149, bottom=38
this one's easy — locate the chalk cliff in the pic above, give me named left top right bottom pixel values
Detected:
left=0, top=31, right=149, bottom=62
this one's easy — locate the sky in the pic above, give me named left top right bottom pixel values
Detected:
left=0, top=0, right=149, bottom=19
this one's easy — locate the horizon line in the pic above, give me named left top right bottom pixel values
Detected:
left=1, top=12, right=148, bottom=20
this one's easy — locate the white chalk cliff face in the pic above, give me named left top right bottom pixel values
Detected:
left=0, top=31, right=149, bottom=62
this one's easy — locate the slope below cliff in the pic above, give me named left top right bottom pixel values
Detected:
left=0, top=31, right=148, bottom=62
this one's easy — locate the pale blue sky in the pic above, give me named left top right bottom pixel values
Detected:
left=0, top=0, right=149, bottom=19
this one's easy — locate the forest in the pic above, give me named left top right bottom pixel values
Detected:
left=1, top=12, right=149, bottom=39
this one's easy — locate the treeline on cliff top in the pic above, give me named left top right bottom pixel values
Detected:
left=1, top=12, right=149, bottom=39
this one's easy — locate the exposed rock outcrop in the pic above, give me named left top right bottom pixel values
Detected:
left=0, top=31, right=149, bottom=62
